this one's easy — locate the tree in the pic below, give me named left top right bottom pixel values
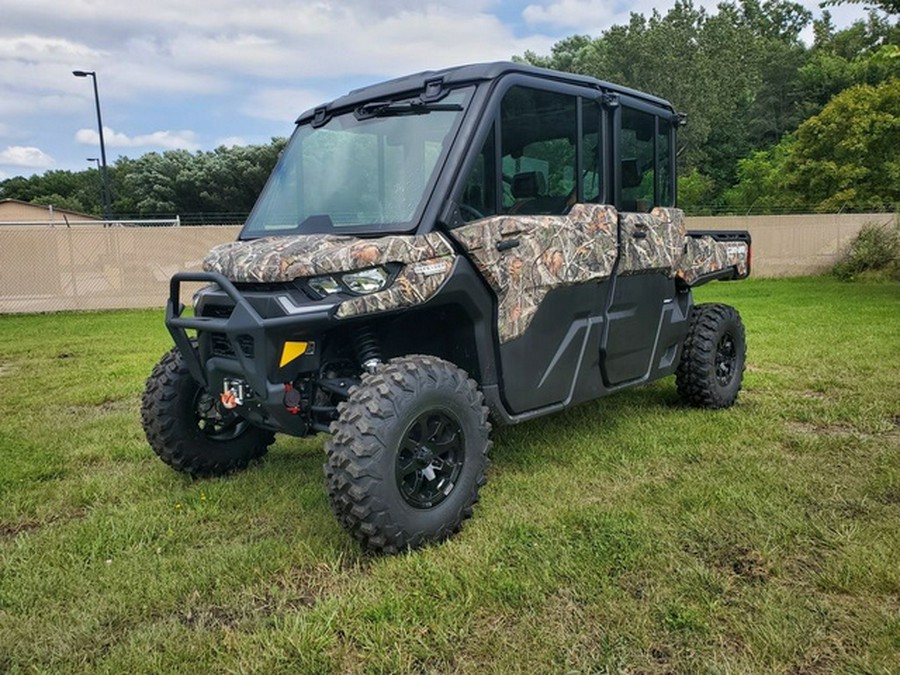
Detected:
left=785, top=78, right=900, bottom=211
left=821, top=0, right=900, bottom=17
left=0, top=138, right=287, bottom=222
left=516, top=0, right=818, bottom=196
left=722, top=139, right=803, bottom=212
left=30, top=193, right=87, bottom=214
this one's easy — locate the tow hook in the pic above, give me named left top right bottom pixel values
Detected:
left=220, top=378, right=247, bottom=409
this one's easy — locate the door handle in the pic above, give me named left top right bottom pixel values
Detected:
left=496, top=239, right=520, bottom=252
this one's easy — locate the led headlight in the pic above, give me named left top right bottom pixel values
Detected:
left=342, top=267, right=389, bottom=294
left=308, top=275, right=342, bottom=296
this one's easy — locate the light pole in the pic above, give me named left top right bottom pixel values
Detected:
left=87, top=157, right=102, bottom=212
left=73, top=70, right=112, bottom=221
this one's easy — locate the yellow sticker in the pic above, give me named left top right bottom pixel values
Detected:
left=279, top=341, right=308, bottom=368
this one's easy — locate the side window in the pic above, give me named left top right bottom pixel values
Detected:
left=620, top=106, right=656, bottom=213
left=582, top=99, right=602, bottom=203
left=500, top=87, right=577, bottom=216
left=657, top=117, right=673, bottom=207
left=459, top=126, right=497, bottom=222
left=618, top=105, right=676, bottom=211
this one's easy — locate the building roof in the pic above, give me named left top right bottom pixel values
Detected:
left=0, top=198, right=101, bottom=222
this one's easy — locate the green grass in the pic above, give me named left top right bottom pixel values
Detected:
left=1, top=277, right=898, bottom=673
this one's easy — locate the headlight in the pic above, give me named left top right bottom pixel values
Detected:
left=308, top=266, right=390, bottom=298
left=308, top=275, right=342, bottom=296
left=342, top=267, right=389, bottom=294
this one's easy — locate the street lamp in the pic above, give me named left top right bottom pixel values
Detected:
left=73, top=70, right=112, bottom=221
left=87, top=157, right=102, bottom=212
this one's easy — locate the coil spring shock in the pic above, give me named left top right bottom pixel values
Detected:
left=353, top=328, right=382, bottom=373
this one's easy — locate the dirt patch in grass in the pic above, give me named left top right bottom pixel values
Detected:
left=727, top=546, right=772, bottom=583
left=63, top=398, right=136, bottom=420
left=799, top=390, right=828, bottom=400
left=684, top=540, right=773, bottom=584
left=266, top=561, right=362, bottom=610
left=179, top=602, right=243, bottom=630
left=786, top=421, right=861, bottom=438
left=177, top=560, right=366, bottom=632
left=0, top=509, right=87, bottom=539
left=0, top=519, right=44, bottom=538
left=875, top=485, right=900, bottom=506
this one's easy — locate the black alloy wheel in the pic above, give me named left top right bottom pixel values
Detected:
left=395, top=410, right=465, bottom=509
left=715, top=332, right=738, bottom=388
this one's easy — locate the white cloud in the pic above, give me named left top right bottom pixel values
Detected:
left=522, top=0, right=875, bottom=35
left=215, top=136, right=248, bottom=148
left=240, top=87, right=337, bottom=122
left=75, top=126, right=200, bottom=151
left=0, top=0, right=875, bottom=176
left=0, top=145, right=54, bottom=168
left=0, top=34, right=101, bottom=63
left=523, top=0, right=621, bottom=29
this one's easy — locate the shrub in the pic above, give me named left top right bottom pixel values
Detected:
left=832, top=217, right=900, bottom=281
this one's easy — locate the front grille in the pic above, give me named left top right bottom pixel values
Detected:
left=201, top=304, right=233, bottom=319
left=209, top=332, right=254, bottom=359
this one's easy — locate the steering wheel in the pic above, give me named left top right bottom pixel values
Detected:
left=458, top=203, right=486, bottom=222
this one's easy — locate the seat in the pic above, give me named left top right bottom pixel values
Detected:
left=511, top=171, right=546, bottom=200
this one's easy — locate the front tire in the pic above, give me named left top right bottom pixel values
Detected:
left=676, top=303, right=746, bottom=409
left=141, top=346, right=275, bottom=476
left=325, top=355, right=491, bottom=554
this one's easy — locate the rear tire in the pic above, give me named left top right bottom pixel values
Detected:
left=676, top=303, right=746, bottom=409
left=141, top=346, right=275, bottom=476
left=325, top=355, right=491, bottom=554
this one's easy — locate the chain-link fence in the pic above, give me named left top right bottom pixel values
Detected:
left=0, top=212, right=894, bottom=314
left=0, top=223, right=240, bottom=313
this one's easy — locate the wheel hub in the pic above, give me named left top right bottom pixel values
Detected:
left=194, top=389, right=247, bottom=441
left=396, top=410, right=465, bottom=509
left=715, top=332, right=737, bottom=387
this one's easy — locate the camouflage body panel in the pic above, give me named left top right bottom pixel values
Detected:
left=618, top=206, right=749, bottom=283
left=452, top=204, right=618, bottom=343
left=203, top=231, right=456, bottom=317
left=619, top=207, right=688, bottom=276
left=678, top=236, right=749, bottom=285
left=204, top=232, right=454, bottom=282
left=336, top=256, right=455, bottom=318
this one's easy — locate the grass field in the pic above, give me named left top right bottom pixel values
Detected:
left=1, top=277, right=898, bottom=673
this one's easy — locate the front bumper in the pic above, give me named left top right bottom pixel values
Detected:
left=166, top=271, right=335, bottom=435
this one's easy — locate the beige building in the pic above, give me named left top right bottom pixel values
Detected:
left=0, top=198, right=101, bottom=225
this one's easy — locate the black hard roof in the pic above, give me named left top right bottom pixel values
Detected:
left=296, top=61, right=674, bottom=123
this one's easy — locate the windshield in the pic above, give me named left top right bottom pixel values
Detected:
left=241, top=87, right=473, bottom=237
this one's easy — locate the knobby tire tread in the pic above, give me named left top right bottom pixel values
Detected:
left=675, top=303, right=746, bottom=409
left=325, top=355, right=491, bottom=554
left=141, top=347, right=274, bottom=477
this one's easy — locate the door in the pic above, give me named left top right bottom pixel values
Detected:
left=602, top=103, right=681, bottom=386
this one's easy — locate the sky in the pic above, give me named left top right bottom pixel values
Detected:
left=0, top=0, right=874, bottom=181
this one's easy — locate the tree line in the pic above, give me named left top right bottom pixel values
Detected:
left=518, top=0, right=898, bottom=213
left=0, top=139, right=286, bottom=223
left=1, top=0, right=897, bottom=218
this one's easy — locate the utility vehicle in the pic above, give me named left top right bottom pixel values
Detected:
left=142, top=62, right=750, bottom=553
